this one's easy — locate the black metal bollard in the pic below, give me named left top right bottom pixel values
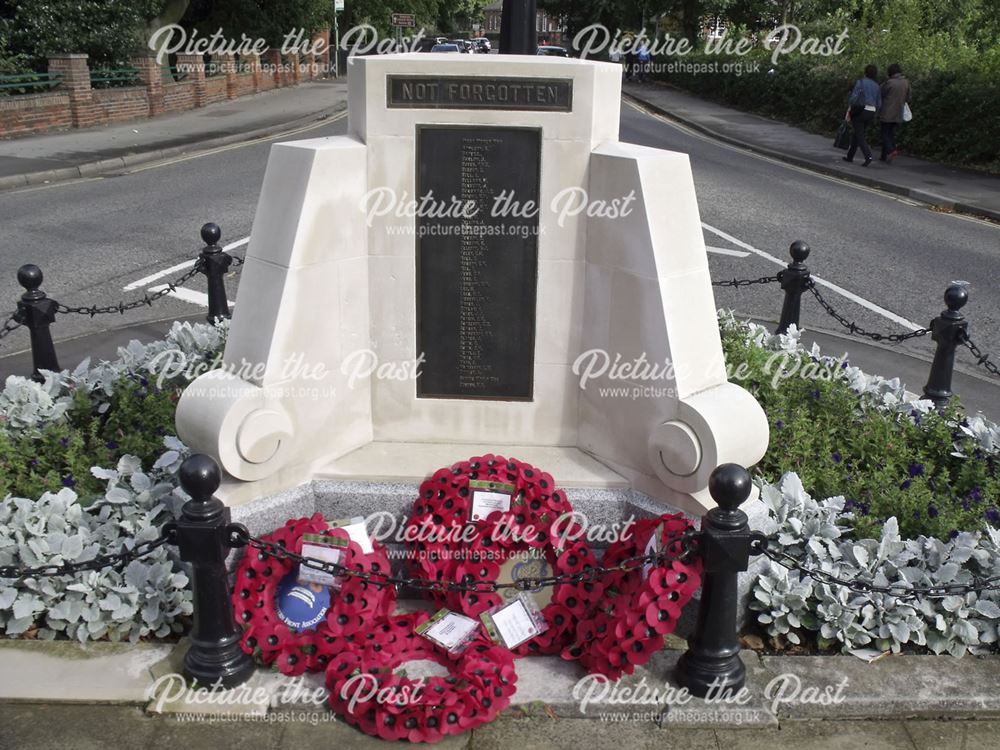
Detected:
left=198, top=223, right=233, bottom=324
left=674, top=464, right=758, bottom=699
left=15, top=264, right=60, bottom=381
left=776, top=241, right=811, bottom=335
left=499, top=0, right=537, bottom=54
left=171, top=454, right=254, bottom=688
left=922, top=283, right=969, bottom=407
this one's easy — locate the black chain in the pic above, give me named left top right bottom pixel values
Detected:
left=230, top=255, right=245, bottom=268
left=808, top=284, right=931, bottom=343
left=0, top=533, right=172, bottom=583
left=238, top=529, right=701, bottom=594
left=754, top=539, right=1000, bottom=600
left=0, top=313, right=21, bottom=341
left=963, top=337, right=1000, bottom=379
left=55, top=262, right=203, bottom=317
left=712, top=275, right=780, bottom=288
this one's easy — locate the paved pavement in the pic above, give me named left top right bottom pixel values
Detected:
left=0, top=705, right=996, bottom=750
left=0, top=79, right=347, bottom=190
left=623, top=82, right=1000, bottom=222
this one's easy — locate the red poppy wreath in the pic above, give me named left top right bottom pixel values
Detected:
left=326, top=611, right=518, bottom=743
left=561, top=514, right=702, bottom=681
left=232, top=513, right=397, bottom=676
left=404, top=455, right=604, bottom=656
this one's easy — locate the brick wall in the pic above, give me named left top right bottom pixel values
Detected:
left=0, top=91, right=72, bottom=136
left=234, top=73, right=256, bottom=97
left=0, top=32, right=331, bottom=139
left=162, top=81, right=196, bottom=114
left=92, top=87, right=149, bottom=125
left=203, top=76, right=228, bottom=105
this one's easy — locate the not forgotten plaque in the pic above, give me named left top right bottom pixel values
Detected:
left=387, top=75, right=573, bottom=112
left=416, top=126, right=540, bottom=400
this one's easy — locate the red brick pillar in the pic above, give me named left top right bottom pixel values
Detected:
left=131, top=55, right=165, bottom=117
left=47, top=54, right=95, bottom=128
left=243, top=52, right=261, bottom=92
left=265, top=50, right=283, bottom=87
left=176, top=53, right=206, bottom=107
left=315, top=29, right=331, bottom=75
left=216, top=54, right=237, bottom=98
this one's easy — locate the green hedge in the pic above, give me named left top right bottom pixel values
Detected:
left=654, top=46, right=1000, bottom=173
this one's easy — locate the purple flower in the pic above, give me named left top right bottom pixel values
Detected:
left=62, top=475, right=75, bottom=488
left=970, top=488, right=983, bottom=504
left=927, top=505, right=939, bottom=519
left=775, top=420, right=784, bottom=429
left=831, top=452, right=842, bottom=464
left=899, top=479, right=912, bottom=490
left=810, top=389, right=821, bottom=400
left=106, top=440, right=119, bottom=450
left=59, top=437, right=69, bottom=448
left=908, top=463, right=925, bottom=478
left=949, top=529, right=960, bottom=539
left=986, top=508, right=1000, bottom=525
left=962, top=499, right=971, bottom=512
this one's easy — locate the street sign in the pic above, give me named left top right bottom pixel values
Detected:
left=334, top=0, right=344, bottom=10
left=391, top=13, right=416, bottom=27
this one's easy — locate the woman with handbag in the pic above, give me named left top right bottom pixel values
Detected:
left=880, top=63, right=912, bottom=162
left=844, top=64, right=882, bottom=167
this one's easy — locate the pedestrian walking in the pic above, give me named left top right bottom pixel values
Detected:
left=610, top=48, right=624, bottom=80
left=625, top=48, right=636, bottom=81
left=879, top=63, right=911, bottom=162
left=844, top=64, right=881, bottom=167
left=637, top=43, right=652, bottom=82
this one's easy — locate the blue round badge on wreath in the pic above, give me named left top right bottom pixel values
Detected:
left=276, top=572, right=330, bottom=631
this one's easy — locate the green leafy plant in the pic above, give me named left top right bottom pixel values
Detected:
left=720, top=312, right=1000, bottom=539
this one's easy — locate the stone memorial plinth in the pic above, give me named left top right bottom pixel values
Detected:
left=176, top=54, right=768, bottom=516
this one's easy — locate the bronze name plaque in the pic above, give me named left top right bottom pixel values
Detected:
left=388, top=76, right=573, bottom=112
left=416, top=126, right=540, bottom=400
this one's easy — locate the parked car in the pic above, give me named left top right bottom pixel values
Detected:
left=536, top=45, right=569, bottom=57
left=447, top=39, right=474, bottom=53
left=431, top=43, right=461, bottom=53
left=473, top=38, right=491, bottom=53
left=416, top=37, right=448, bottom=52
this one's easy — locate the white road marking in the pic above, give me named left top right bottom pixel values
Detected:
left=702, top=222, right=923, bottom=331
left=123, top=237, right=249, bottom=290
left=706, top=245, right=750, bottom=258
left=147, top=284, right=235, bottom=308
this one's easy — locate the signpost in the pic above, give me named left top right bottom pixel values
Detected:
left=391, top=13, right=417, bottom=27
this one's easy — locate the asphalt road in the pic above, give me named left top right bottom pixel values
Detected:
left=1, top=102, right=998, bottom=387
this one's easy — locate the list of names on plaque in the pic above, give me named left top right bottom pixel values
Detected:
left=416, top=127, right=540, bottom=400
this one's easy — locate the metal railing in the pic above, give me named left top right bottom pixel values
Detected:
left=0, top=72, right=62, bottom=94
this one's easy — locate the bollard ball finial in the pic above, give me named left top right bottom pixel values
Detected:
left=200, top=222, right=222, bottom=247
left=944, top=283, right=968, bottom=312
left=708, top=463, right=752, bottom=512
left=179, top=454, right=222, bottom=500
left=789, top=240, right=811, bottom=263
left=17, top=264, right=43, bottom=292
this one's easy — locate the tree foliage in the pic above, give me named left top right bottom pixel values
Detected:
left=183, top=0, right=333, bottom=47
left=0, top=0, right=164, bottom=68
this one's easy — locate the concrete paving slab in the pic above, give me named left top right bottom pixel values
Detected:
left=0, top=703, right=161, bottom=750
left=0, top=640, right=173, bottom=703
left=281, top=718, right=471, bottom=749
left=904, top=719, right=1000, bottom=750
left=471, top=716, right=719, bottom=750
left=756, top=654, right=1000, bottom=719
left=716, top=719, right=917, bottom=749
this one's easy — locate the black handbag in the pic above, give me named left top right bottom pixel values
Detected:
left=834, top=121, right=852, bottom=149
